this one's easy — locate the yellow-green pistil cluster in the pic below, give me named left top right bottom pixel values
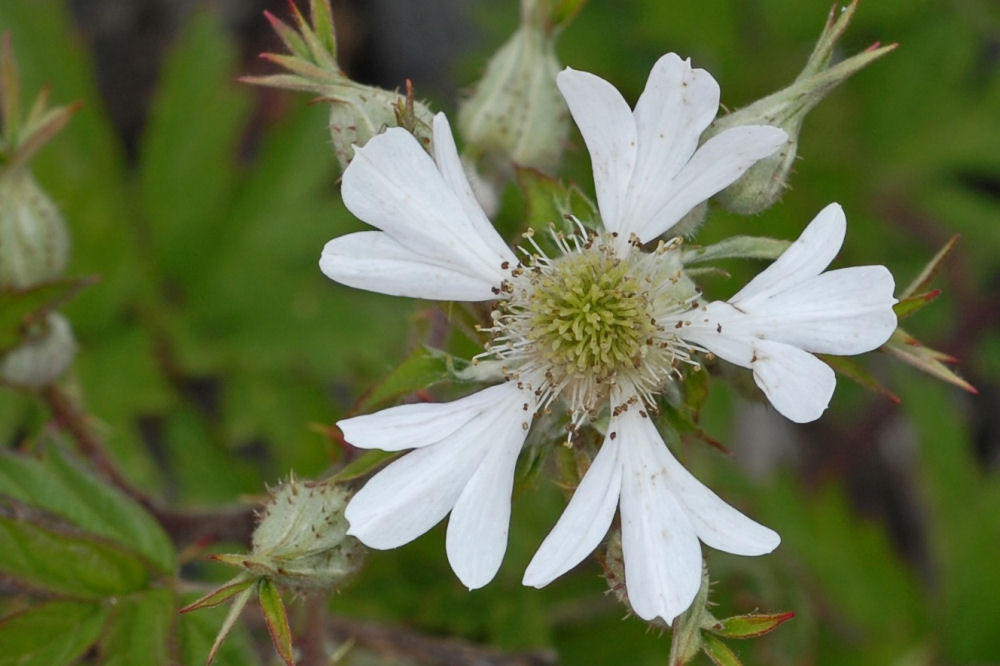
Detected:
left=528, top=249, right=655, bottom=384
left=486, top=230, right=699, bottom=427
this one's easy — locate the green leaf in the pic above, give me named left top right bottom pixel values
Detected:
left=0, top=446, right=175, bottom=572
left=681, top=236, right=790, bottom=265
left=707, top=611, right=796, bottom=639
left=701, top=633, right=742, bottom=666
left=0, top=513, right=149, bottom=597
left=98, top=589, right=174, bottom=666
left=354, top=346, right=452, bottom=414
left=331, top=449, right=402, bottom=482
left=137, top=9, right=251, bottom=287
left=0, top=276, right=96, bottom=353
left=0, top=601, right=109, bottom=666
left=258, top=578, right=295, bottom=666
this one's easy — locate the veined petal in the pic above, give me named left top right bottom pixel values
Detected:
left=750, top=340, right=836, bottom=423
left=320, top=232, right=501, bottom=301
left=431, top=114, right=516, bottom=261
left=631, top=54, right=720, bottom=188
left=648, top=434, right=779, bottom=556
left=345, top=382, right=533, bottom=549
left=340, top=125, right=512, bottom=286
left=556, top=67, right=637, bottom=236
left=630, top=124, right=787, bottom=243
left=447, top=388, right=536, bottom=589
left=344, top=433, right=488, bottom=549
left=618, top=409, right=703, bottom=623
left=741, top=266, right=897, bottom=354
left=522, top=430, right=623, bottom=588
left=337, top=383, right=513, bottom=451
left=732, top=203, right=846, bottom=305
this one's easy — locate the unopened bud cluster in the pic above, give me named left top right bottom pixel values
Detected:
left=0, top=34, right=78, bottom=388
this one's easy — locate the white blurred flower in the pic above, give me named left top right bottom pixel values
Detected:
left=322, top=54, right=896, bottom=622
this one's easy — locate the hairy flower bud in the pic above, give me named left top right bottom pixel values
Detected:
left=458, top=3, right=569, bottom=173
left=244, top=0, right=435, bottom=169
left=0, top=169, right=70, bottom=288
left=219, top=477, right=364, bottom=593
left=0, top=312, right=76, bottom=388
left=326, top=83, right=435, bottom=170
left=708, top=1, right=895, bottom=215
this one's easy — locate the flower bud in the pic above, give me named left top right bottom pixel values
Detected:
left=223, top=477, right=364, bottom=593
left=0, top=312, right=76, bottom=388
left=326, top=82, right=435, bottom=170
left=0, top=168, right=70, bottom=288
left=244, top=0, right=435, bottom=169
left=708, top=0, right=895, bottom=215
left=458, top=1, right=569, bottom=174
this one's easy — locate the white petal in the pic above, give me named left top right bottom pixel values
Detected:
left=341, top=126, right=511, bottom=285
left=631, top=54, right=720, bottom=187
left=446, top=388, right=535, bottom=588
left=337, top=384, right=512, bottom=451
left=742, top=266, right=897, bottom=354
left=732, top=203, right=846, bottom=305
left=649, top=437, right=779, bottom=556
left=345, top=433, right=488, bottom=549
left=320, top=232, right=500, bottom=301
left=618, top=410, right=703, bottom=623
left=630, top=124, right=788, bottom=243
left=431, top=114, right=516, bottom=261
left=345, top=383, right=533, bottom=549
left=556, top=67, right=637, bottom=235
left=522, top=430, right=623, bottom=588
left=750, top=340, right=836, bottom=423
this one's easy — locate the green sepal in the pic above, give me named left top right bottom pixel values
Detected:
left=701, top=634, right=742, bottom=666
left=258, top=578, right=295, bottom=666
left=179, top=575, right=256, bottom=614
left=681, top=235, right=790, bottom=265
left=206, top=582, right=255, bottom=666
left=352, top=345, right=454, bottom=415
left=893, top=289, right=941, bottom=320
left=819, top=354, right=900, bottom=404
left=883, top=328, right=976, bottom=394
left=900, top=235, right=958, bottom=299
left=331, top=449, right=403, bottom=482
left=707, top=611, right=795, bottom=639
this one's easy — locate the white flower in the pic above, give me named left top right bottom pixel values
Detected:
left=679, top=202, right=898, bottom=423
left=321, top=53, right=896, bottom=622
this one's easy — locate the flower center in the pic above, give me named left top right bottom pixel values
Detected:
left=484, top=228, right=702, bottom=429
left=527, top=248, right=654, bottom=384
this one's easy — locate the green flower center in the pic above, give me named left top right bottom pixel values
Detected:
left=526, top=249, right=656, bottom=384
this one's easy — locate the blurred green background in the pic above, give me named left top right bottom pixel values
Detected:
left=0, top=0, right=998, bottom=664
